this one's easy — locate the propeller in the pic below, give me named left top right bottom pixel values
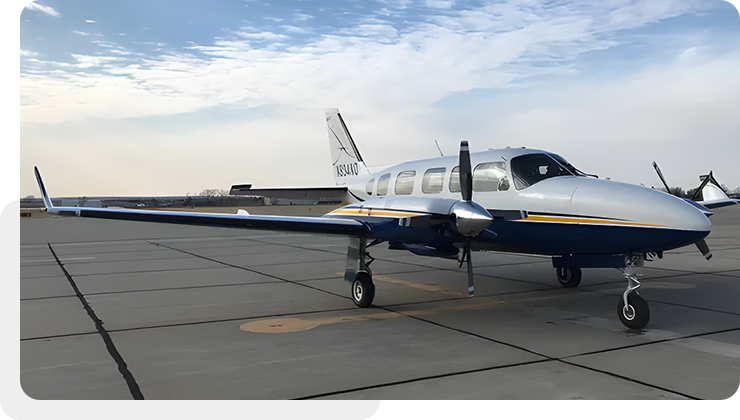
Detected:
left=652, top=161, right=675, bottom=196
left=460, top=141, right=473, bottom=202
left=652, top=161, right=713, bottom=260
left=452, top=140, right=494, bottom=297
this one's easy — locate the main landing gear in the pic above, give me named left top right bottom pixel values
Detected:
left=345, top=237, right=376, bottom=308
left=351, top=271, right=375, bottom=307
left=556, top=266, right=581, bottom=288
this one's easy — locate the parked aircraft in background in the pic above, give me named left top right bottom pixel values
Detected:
left=34, top=109, right=738, bottom=329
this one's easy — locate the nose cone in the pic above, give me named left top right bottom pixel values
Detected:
left=571, top=178, right=709, bottom=231
left=451, top=200, right=494, bottom=236
left=570, top=178, right=711, bottom=251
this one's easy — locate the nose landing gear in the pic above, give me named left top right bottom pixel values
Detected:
left=617, top=260, right=650, bottom=330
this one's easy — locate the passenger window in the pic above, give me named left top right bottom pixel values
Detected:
left=377, top=173, right=391, bottom=196
left=449, top=166, right=460, bottom=193
left=422, top=168, right=446, bottom=194
left=473, top=162, right=510, bottom=192
left=365, top=178, right=375, bottom=195
left=395, top=171, right=416, bottom=195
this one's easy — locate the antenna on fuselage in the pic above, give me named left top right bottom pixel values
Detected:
left=434, top=140, right=444, bottom=157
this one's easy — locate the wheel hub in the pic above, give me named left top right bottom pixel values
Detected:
left=622, top=304, right=635, bottom=321
left=353, top=281, right=363, bottom=301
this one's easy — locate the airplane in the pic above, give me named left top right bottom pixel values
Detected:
left=33, top=108, right=739, bottom=330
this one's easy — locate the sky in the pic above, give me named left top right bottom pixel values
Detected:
left=17, top=0, right=740, bottom=198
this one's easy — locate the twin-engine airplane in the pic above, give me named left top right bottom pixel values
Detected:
left=34, top=109, right=738, bottom=330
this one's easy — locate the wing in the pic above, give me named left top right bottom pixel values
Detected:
left=34, top=167, right=370, bottom=237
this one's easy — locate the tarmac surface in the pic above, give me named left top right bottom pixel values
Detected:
left=18, top=206, right=740, bottom=400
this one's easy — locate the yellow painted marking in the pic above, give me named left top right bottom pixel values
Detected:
left=239, top=298, right=526, bottom=333
left=373, top=274, right=465, bottom=297
left=239, top=313, right=401, bottom=333
left=520, top=215, right=665, bottom=228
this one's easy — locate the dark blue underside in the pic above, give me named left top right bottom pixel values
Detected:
left=475, top=220, right=709, bottom=255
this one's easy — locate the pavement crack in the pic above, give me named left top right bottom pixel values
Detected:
left=294, top=358, right=552, bottom=400
left=47, top=243, right=145, bottom=400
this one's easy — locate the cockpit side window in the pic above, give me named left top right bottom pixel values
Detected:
left=377, top=173, right=391, bottom=196
left=473, top=162, right=510, bottom=192
left=511, top=153, right=574, bottom=190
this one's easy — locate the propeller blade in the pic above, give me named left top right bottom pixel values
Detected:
left=465, top=242, right=474, bottom=297
left=690, top=171, right=713, bottom=202
left=652, top=161, right=674, bottom=196
left=695, top=239, right=712, bottom=260
left=459, top=141, right=473, bottom=201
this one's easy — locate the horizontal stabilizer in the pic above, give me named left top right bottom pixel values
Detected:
left=229, top=185, right=351, bottom=203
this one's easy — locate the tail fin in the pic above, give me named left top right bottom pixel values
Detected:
left=326, top=109, right=370, bottom=185
left=692, top=171, right=740, bottom=209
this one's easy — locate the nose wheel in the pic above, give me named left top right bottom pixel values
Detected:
left=617, top=292, right=650, bottom=329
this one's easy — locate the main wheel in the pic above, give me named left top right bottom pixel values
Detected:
left=617, top=292, right=650, bottom=330
left=556, top=267, right=582, bottom=288
left=351, top=271, right=375, bottom=308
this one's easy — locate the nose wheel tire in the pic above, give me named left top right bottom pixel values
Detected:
left=351, top=271, right=375, bottom=308
left=617, top=292, right=650, bottom=330
left=556, top=267, right=582, bottom=288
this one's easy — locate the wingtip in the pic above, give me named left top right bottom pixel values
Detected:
left=34, top=166, right=53, bottom=210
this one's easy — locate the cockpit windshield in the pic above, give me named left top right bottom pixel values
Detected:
left=548, top=153, right=588, bottom=177
left=511, top=153, right=575, bottom=190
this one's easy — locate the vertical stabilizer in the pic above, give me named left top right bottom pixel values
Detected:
left=326, top=109, right=369, bottom=185
left=695, top=172, right=740, bottom=209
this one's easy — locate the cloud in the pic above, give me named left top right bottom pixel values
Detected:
left=425, top=0, right=454, bottom=9
left=292, top=13, right=315, bottom=22
left=280, top=25, right=314, bottom=34
left=20, top=0, right=719, bottom=126
left=233, top=31, right=291, bottom=41
left=24, top=1, right=60, bottom=17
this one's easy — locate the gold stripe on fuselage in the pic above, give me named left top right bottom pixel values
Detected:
left=519, top=214, right=665, bottom=228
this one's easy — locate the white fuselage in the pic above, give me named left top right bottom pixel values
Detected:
left=340, top=148, right=710, bottom=234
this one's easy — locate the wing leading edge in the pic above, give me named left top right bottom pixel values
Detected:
left=34, top=167, right=371, bottom=237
